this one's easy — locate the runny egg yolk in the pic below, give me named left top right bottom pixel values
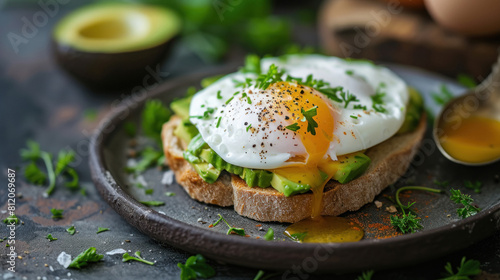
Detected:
left=267, top=82, right=336, bottom=218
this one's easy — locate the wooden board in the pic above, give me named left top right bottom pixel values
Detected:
left=318, top=0, right=500, bottom=79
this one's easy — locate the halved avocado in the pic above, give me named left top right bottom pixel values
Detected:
left=53, top=3, right=181, bottom=88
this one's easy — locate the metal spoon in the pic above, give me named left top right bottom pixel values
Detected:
left=433, top=54, right=500, bottom=166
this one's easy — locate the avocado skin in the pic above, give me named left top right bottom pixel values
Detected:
left=52, top=36, right=177, bottom=89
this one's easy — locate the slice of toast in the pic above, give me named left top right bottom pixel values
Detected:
left=162, top=115, right=427, bottom=223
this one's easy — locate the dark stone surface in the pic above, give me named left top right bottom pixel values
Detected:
left=0, top=2, right=499, bottom=280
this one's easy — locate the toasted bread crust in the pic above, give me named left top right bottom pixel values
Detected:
left=162, top=115, right=427, bottom=222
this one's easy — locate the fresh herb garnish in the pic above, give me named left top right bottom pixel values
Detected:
left=464, top=180, right=482, bottom=194
left=344, top=57, right=375, bottom=65
left=441, top=256, right=481, bottom=280
left=345, top=70, right=354, bottom=76
left=145, top=188, right=154, bottom=195
left=46, top=234, right=57, bottom=241
left=241, top=54, right=261, bottom=74
left=165, top=192, right=176, bottom=197
left=216, top=90, right=222, bottom=100
left=450, top=189, right=480, bottom=219
left=356, top=270, right=374, bottom=280
left=264, top=228, right=274, bottom=241
left=212, top=214, right=245, bottom=236
left=350, top=115, right=358, bottom=119
left=286, top=74, right=329, bottom=90
left=51, top=208, right=64, bottom=219
left=123, top=121, right=137, bottom=137
left=122, top=251, right=154, bottom=265
left=301, top=106, right=318, bottom=135
left=434, top=180, right=450, bottom=187
left=246, top=124, right=252, bottom=132
left=285, top=123, right=300, bottom=132
left=20, top=141, right=79, bottom=196
left=177, top=254, right=215, bottom=280
left=353, top=104, right=367, bottom=110
left=67, top=225, right=76, bottom=235
left=140, top=200, right=165, bottom=207
left=3, top=214, right=19, bottom=225
left=216, top=117, right=222, bottom=128
left=254, top=64, right=285, bottom=90
left=125, top=147, right=163, bottom=174
left=339, top=91, right=360, bottom=109
left=68, top=247, right=103, bottom=269
left=289, top=232, right=307, bottom=242
left=190, top=107, right=216, bottom=120
left=371, top=84, right=387, bottom=113
left=96, top=227, right=109, bottom=234
left=390, top=186, right=444, bottom=234
left=142, top=99, right=172, bottom=145
left=457, top=74, right=477, bottom=89
left=233, top=78, right=253, bottom=89
left=432, top=84, right=454, bottom=106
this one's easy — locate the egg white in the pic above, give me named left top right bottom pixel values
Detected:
left=189, top=55, right=409, bottom=169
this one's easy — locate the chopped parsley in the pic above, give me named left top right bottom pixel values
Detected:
left=264, top=228, right=274, bottom=241
left=353, top=104, right=368, bottom=110
left=3, top=214, right=19, bottom=225
left=216, top=117, right=222, bottom=128
left=212, top=214, right=245, bottom=236
left=371, top=84, right=387, bottom=113
left=177, top=254, right=215, bottom=280
left=432, top=84, right=454, bottom=106
left=339, top=91, right=360, bottom=109
left=125, top=147, right=163, bottom=174
left=457, top=74, right=477, bottom=89
left=51, top=208, right=64, bottom=220
left=442, top=257, right=481, bottom=280
left=96, top=227, right=109, bottom=234
left=464, top=180, right=482, bottom=194
left=390, top=186, right=444, bottom=234
left=122, top=251, right=154, bottom=265
left=145, top=188, right=154, bottom=195
left=301, top=106, right=318, bottom=135
left=142, top=99, right=172, bottom=145
left=46, top=234, right=57, bottom=241
left=20, top=141, right=79, bottom=196
left=140, top=200, right=165, bottom=207
left=254, top=64, right=284, bottom=90
left=233, top=78, right=253, bottom=89
left=67, top=225, right=76, bottom=235
left=356, top=270, right=374, bottom=280
left=450, top=189, right=480, bottom=219
left=285, top=123, right=300, bottom=132
left=68, top=247, right=103, bottom=269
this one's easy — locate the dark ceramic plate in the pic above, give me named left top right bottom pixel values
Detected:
left=89, top=64, right=500, bottom=273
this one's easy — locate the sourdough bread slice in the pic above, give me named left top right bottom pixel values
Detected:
left=162, top=115, right=427, bottom=223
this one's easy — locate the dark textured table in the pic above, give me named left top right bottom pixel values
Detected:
left=1, top=2, right=499, bottom=280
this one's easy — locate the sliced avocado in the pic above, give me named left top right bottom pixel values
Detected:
left=174, top=120, right=199, bottom=144
left=241, top=168, right=273, bottom=188
left=170, top=96, right=192, bottom=120
left=52, top=3, right=181, bottom=88
left=397, top=87, right=424, bottom=134
left=201, top=74, right=224, bottom=88
left=192, top=162, right=220, bottom=183
left=271, top=174, right=311, bottom=197
left=185, top=134, right=207, bottom=157
left=320, top=152, right=371, bottom=184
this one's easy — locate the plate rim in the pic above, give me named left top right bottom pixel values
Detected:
left=89, top=64, right=500, bottom=272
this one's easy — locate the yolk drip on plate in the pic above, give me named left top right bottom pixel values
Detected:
left=267, top=82, right=337, bottom=218
left=284, top=216, right=364, bottom=243
left=439, top=116, right=500, bottom=163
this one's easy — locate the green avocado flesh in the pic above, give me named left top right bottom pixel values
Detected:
left=173, top=84, right=422, bottom=196
left=54, top=3, right=181, bottom=53
left=397, top=87, right=424, bottom=134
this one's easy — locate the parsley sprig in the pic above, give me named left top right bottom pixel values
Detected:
left=255, top=64, right=285, bottom=90
left=212, top=214, right=245, bottom=236
left=178, top=254, right=215, bottom=280
left=285, top=123, right=300, bottom=132
left=356, top=270, right=374, bottom=280
left=441, top=257, right=481, bottom=280
left=51, top=208, right=64, bottom=219
left=339, top=91, right=360, bottom=109
left=3, top=214, right=19, bottom=225
left=301, top=107, right=319, bottom=135
left=464, top=180, right=482, bottom=194
left=122, top=251, right=154, bottom=266
left=20, top=141, right=79, bottom=196
left=46, top=234, right=57, bottom=241
left=390, top=186, right=444, bottom=234
left=450, top=189, right=480, bottom=219
left=371, top=83, right=387, bottom=113
left=68, top=247, right=104, bottom=269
